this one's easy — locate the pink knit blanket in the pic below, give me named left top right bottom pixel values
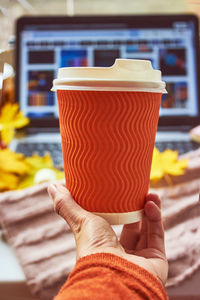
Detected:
left=0, top=148, right=200, bottom=299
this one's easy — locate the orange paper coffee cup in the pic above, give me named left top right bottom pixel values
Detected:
left=53, top=59, right=166, bottom=224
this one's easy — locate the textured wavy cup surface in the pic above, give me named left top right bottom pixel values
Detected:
left=57, top=89, right=161, bottom=224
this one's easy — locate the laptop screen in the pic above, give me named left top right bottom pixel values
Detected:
left=16, top=15, right=200, bottom=127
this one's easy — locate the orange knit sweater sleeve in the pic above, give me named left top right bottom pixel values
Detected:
left=54, top=253, right=168, bottom=300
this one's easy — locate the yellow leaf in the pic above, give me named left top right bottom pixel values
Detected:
left=0, top=103, right=29, bottom=145
left=0, top=127, right=15, bottom=145
left=25, top=153, right=54, bottom=171
left=0, top=149, right=29, bottom=175
left=150, top=147, right=188, bottom=182
left=10, top=110, right=30, bottom=129
left=0, top=171, right=19, bottom=191
left=17, top=174, right=35, bottom=190
left=0, top=103, right=19, bottom=122
left=165, top=159, right=188, bottom=176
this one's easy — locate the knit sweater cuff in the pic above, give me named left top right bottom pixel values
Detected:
left=62, top=253, right=168, bottom=300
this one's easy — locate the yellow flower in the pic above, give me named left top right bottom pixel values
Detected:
left=150, top=147, right=188, bottom=182
left=0, top=103, right=29, bottom=145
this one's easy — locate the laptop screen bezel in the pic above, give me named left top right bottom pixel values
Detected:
left=15, top=14, right=200, bottom=129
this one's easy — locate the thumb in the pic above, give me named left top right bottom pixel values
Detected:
left=48, top=183, right=90, bottom=235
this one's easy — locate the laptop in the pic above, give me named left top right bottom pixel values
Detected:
left=12, top=14, right=200, bottom=166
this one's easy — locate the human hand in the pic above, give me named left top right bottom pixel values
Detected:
left=48, top=183, right=168, bottom=286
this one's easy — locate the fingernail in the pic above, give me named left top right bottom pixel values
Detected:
left=48, top=184, right=57, bottom=199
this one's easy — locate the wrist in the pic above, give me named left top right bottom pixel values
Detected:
left=78, top=246, right=125, bottom=260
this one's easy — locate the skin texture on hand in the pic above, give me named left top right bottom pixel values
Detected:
left=48, top=184, right=168, bottom=286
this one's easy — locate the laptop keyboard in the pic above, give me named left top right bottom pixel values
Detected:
left=155, top=140, right=199, bottom=155
left=16, top=140, right=199, bottom=167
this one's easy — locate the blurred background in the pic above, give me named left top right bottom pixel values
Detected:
left=0, top=0, right=200, bottom=50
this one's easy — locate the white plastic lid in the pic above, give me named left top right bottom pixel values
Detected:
left=52, top=59, right=167, bottom=93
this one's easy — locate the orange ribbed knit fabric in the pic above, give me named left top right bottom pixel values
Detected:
left=54, top=253, right=168, bottom=300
